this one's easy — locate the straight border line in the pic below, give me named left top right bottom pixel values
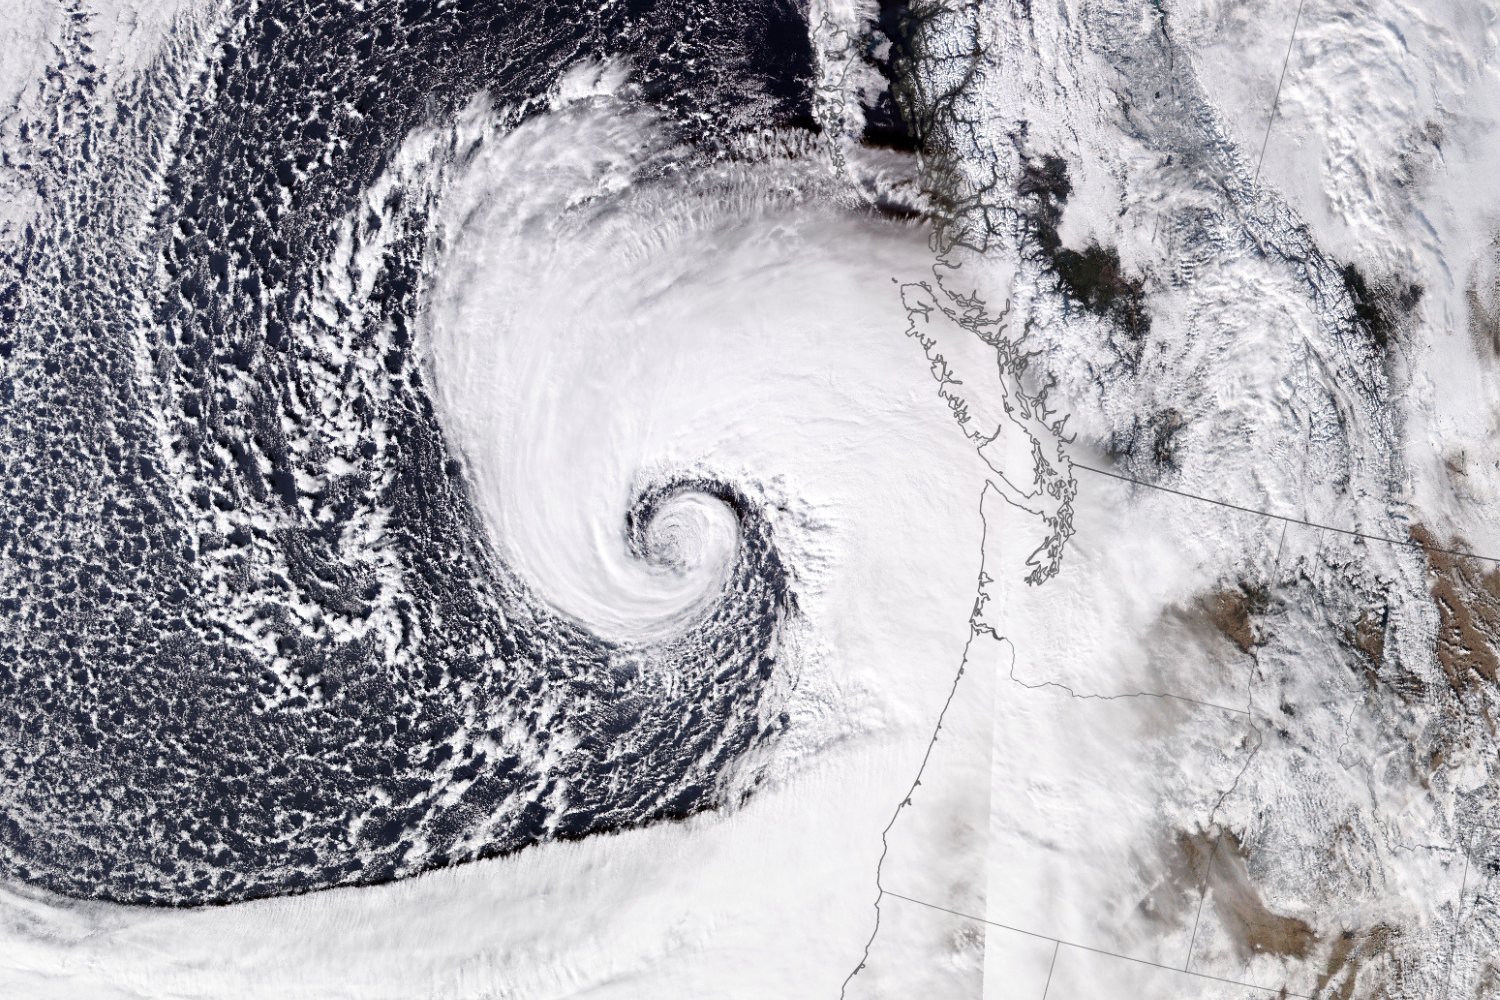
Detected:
left=885, top=891, right=1313, bottom=998
left=1073, top=462, right=1500, bottom=566
left=1253, top=0, right=1309, bottom=187
left=1041, top=940, right=1061, bottom=999
left=1444, top=834, right=1473, bottom=1000
left=1183, top=829, right=1226, bottom=972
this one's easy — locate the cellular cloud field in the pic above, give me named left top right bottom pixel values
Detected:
left=5, top=1, right=1500, bottom=998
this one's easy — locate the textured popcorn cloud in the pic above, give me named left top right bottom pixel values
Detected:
left=0, top=0, right=828, bottom=905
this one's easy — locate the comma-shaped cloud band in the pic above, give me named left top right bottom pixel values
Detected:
left=0, top=0, right=817, bottom=905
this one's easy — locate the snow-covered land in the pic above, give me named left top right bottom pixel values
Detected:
left=2, top=0, right=1500, bottom=997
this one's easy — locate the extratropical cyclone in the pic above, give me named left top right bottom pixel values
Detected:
left=0, top=0, right=817, bottom=905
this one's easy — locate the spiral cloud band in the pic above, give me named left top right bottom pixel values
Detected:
left=0, top=0, right=845, bottom=905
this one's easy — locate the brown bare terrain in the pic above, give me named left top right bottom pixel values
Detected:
left=1142, top=826, right=1317, bottom=964
left=1411, top=526, right=1500, bottom=691
left=1195, top=584, right=1270, bottom=654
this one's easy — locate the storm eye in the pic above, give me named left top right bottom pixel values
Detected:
left=0, top=0, right=1008, bottom=907
left=638, top=492, right=728, bottom=573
